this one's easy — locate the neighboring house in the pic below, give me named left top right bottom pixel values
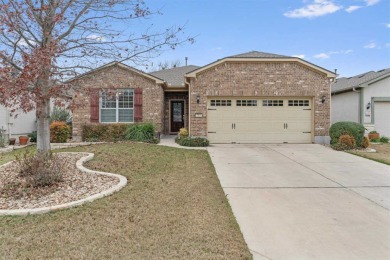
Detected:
left=331, top=69, right=390, bottom=137
left=0, top=105, right=36, bottom=141
left=70, top=51, right=336, bottom=144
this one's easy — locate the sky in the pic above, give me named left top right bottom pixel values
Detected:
left=139, top=0, right=390, bottom=77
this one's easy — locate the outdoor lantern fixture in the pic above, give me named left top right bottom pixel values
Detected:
left=367, top=102, right=371, bottom=110
left=321, top=95, right=326, bottom=104
left=196, top=95, right=200, bottom=104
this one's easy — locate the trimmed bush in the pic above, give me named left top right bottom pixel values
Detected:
left=82, top=124, right=128, bottom=142
left=380, top=136, right=389, bottom=143
left=362, top=136, right=370, bottom=148
left=50, top=121, right=70, bottom=143
left=175, top=137, right=209, bottom=147
left=338, top=134, right=355, bottom=149
left=179, top=128, right=189, bottom=138
left=329, top=121, right=365, bottom=146
left=125, top=123, right=155, bottom=142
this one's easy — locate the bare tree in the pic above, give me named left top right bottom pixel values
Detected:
left=149, top=60, right=181, bottom=71
left=0, top=0, right=194, bottom=155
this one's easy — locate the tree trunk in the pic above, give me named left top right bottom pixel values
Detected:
left=36, top=99, right=51, bottom=155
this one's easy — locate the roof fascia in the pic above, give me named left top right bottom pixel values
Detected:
left=185, top=58, right=336, bottom=78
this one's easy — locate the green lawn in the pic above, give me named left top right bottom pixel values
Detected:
left=0, top=143, right=251, bottom=259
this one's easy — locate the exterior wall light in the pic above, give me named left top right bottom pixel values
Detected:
left=196, top=95, right=200, bottom=104
left=366, top=102, right=371, bottom=110
left=321, top=95, right=326, bottom=104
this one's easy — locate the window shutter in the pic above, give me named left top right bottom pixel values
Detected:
left=134, top=88, right=143, bottom=122
left=90, top=89, right=100, bottom=123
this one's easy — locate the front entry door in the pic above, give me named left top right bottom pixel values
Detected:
left=171, top=100, right=184, bottom=133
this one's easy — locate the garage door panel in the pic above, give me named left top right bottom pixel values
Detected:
left=207, top=98, right=312, bottom=143
left=374, top=102, right=390, bottom=137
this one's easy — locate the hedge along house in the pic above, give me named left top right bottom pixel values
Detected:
left=69, top=51, right=336, bottom=143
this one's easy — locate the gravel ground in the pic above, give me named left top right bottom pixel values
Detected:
left=0, top=153, right=119, bottom=209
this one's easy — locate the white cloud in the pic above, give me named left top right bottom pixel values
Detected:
left=86, top=34, right=106, bottom=42
left=329, top=49, right=353, bottom=54
left=386, top=23, right=390, bottom=28
left=17, top=38, right=37, bottom=47
left=365, top=0, right=380, bottom=6
left=314, top=53, right=330, bottom=59
left=284, top=0, right=342, bottom=18
left=292, top=54, right=305, bottom=59
left=364, top=42, right=377, bottom=48
left=346, top=6, right=362, bottom=12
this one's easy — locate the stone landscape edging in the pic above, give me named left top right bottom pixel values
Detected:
left=0, top=152, right=127, bottom=216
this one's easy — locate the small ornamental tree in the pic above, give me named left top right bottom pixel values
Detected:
left=0, top=0, right=193, bottom=155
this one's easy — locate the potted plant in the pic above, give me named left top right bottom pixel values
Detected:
left=9, top=138, right=16, bottom=145
left=368, top=131, right=380, bottom=140
left=19, top=136, right=29, bottom=145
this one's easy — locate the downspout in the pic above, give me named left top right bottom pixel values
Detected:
left=185, top=77, right=191, bottom=135
left=352, top=87, right=363, bottom=124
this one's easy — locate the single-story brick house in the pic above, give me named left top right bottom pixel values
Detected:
left=69, top=51, right=336, bottom=144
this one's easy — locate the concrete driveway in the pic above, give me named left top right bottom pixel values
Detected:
left=208, top=144, right=390, bottom=260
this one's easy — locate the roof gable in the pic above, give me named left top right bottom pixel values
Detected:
left=186, top=51, right=335, bottom=78
left=67, top=61, right=165, bottom=84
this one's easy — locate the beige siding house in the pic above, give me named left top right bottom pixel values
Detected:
left=331, top=69, right=390, bottom=137
left=70, top=51, right=336, bottom=144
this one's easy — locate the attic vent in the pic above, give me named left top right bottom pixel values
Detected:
left=377, top=69, right=385, bottom=72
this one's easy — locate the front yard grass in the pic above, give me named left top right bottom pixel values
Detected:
left=348, top=143, right=390, bottom=165
left=0, top=143, right=251, bottom=259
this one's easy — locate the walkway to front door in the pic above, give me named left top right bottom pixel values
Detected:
left=170, top=100, right=184, bottom=133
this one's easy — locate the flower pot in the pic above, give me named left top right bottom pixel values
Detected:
left=19, top=136, right=29, bottom=145
left=368, top=133, right=380, bottom=140
left=9, top=138, right=16, bottom=145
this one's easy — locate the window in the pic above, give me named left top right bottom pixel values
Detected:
left=210, top=99, right=232, bottom=106
left=262, top=100, right=284, bottom=107
left=101, top=89, right=134, bottom=123
left=288, top=100, right=309, bottom=107
left=236, top=100, right=258, bottom=106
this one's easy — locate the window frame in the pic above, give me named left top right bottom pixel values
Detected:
left=100, top=89, right=134, bottom=123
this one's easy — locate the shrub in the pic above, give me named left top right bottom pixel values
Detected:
left=15, top=152, right=65, bottom=188
left=338, top=134, right=356, bottom=149
left=379, top=136, right=389, bottom=143
left=50, top=106, right=72, bottom=123
left=362, top=136, right=370, bottom=148
left=125, top=123, right=155, bottom=142
left=82, top=124, right=128, bottom=142
left=370, top=138, right=380, bottom=143
left=179, top=128, right=189, bottom=138
left=50, top=121, right=71, bottom=143
left=369, top=130, right=378, bottom=134
left=175, top=137, right=209, bottom=147
left=329, top=121, right=365, bottom=147
left=28, top=131, right=37, bottom=142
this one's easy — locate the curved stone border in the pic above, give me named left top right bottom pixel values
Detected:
left=0, top=152, right=127, bottom=216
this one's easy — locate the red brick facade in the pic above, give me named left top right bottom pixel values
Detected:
left=70, top=64, right=164, bottom=140
left=188, top=61, right=331, bottom=141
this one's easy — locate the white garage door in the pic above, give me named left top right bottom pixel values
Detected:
left=207, top=98, right=312, bottom=143
left=374, top=101, right=390, bottom=137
